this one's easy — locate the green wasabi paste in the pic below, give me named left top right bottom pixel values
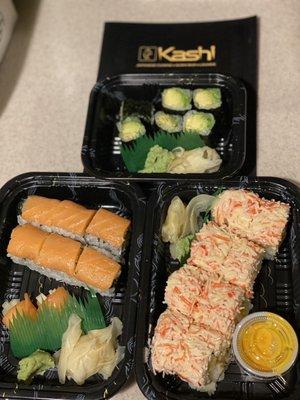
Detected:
left=139, top=145, right=175, bottom=173
left=17, top=350, right=55, bottom=382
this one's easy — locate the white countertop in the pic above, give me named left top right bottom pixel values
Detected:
left=0, top=0, right=299, bottom=399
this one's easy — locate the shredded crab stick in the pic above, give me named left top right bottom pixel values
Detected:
left=19, top=196, right=96, bottom=243
left=151, top=309, right=230, bottom=392
left=2, top=294, right=37, bottom=329
left=188, top=222, right=264, bottom=296
left=211, top=189, right=290, bottom=259
left=165, top=265, right=247, bottom=336
left=74, top=247, right=121, bottom=293
left=85, top=208, right=131, bottom=259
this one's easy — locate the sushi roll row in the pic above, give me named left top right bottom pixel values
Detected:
left=162, top=87, right=222, bottom=112
left=18, top=195, right=131, bottom=261
left=117, top=87, right=221, bottom=141
left=7, top=224, right=121, bottom=295
left=151, top=189, right=290, bottom=392
left=157, top=87, right=220, bottom=135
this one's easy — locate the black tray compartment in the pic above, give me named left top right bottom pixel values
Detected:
left=82, top=73, right=246, bottom=182
left=135, top=178, right=300, bottom=400
left=0, top=172, right=145, bottom=399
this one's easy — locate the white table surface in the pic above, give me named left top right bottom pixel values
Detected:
left=0, top=0, right=299, bottom=399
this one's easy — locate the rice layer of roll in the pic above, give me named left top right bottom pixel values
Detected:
left=211, top=189, right=290, bottom=259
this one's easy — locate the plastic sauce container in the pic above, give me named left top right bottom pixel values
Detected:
left=233, top=312, right=298, bottom=381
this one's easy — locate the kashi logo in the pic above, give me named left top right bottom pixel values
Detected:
left=137, top=45, right=216, bottom=64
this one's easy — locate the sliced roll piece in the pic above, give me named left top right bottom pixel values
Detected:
left=165, top=265, right=248, bottom=337
left=74, top=247, right=121, bottom=294
left=151, top=309, right=231, bottom=393
left=211, top=189, right=290, bottom=259
left=18, top=196, right=96, bottom=243
left=188, top=221, right=264, bottom=296
left=37, top=233, right=82, bottom=276
left=7, top=224, right=49, bottom=262
left=85, top=208, right=131, bottom=260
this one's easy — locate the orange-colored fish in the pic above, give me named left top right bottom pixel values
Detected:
left=74, top=247, right=121, bottom=291
left=7, top=224, right=49, bottom=262
left=2, top=294, right=37, bottom=328
left=21, top=195, right=61, bottom=226
left=43, top=200, right=95, bottom=235
left=37, top=233, right=82, bottom=275
left=43, top=287, right=70, bottom=310
left=86, top=208, right=130, bottom=250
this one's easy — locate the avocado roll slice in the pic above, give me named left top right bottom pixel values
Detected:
left=193, top=88, right=222, bottom=110
left=117, top=116, right=146, bottom=142
left=154, top=111, right=182, bottom=133
left=183, top=110, right=215, bottom=136
left=120, top=99, right=153, bottom=124
left=162, top=87, right=192, bottom=112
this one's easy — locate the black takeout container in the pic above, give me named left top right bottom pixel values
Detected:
left=81, top=73, right=247, bottom=182
left=0, top=172, right=145, bottom=399
left=135, top=177, right=300, bottom=400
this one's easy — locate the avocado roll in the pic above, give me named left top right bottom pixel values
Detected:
left=183, top=110, right=215, bottom=136
left=117, top=116, right=146, bottom=142
left=120, top=98, right=153, bottom=124
left=162, top=87, right=192, bottom=112
left=154, top=111, right=182, bottom=133
left=193, top=88, right=222, bottom=110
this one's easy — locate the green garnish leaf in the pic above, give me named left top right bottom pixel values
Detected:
left=121, top=131, right=205, bottom=172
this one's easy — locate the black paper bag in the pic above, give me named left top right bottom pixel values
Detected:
left=98, top=17, right=257, bottom=175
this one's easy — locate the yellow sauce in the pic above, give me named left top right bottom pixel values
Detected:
left=237, top=313, right=298, bottom=374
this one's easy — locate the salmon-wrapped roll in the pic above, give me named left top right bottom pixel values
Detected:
left=165, top=265, right=248, bottom=336
left=7, top=224, right=49, bottom=262
left=211, top=189, right=290, bottom=259
left=188, top=222, right=264, bottom=296
left=85, top=208, right=131, bottom=260
left=74, top=247, right=121, bottom=295
left=18, top=196, right=95, bottom=244
left=151, top=309, right=230, bottom=393
left=7, top=225, right=120, bottom=296
left=37, top=233, right=82, bottom=276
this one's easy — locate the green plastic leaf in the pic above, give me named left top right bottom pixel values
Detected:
left=9, top=291, right=106, bottom=358
left=121, top=131, right=205, bottom=172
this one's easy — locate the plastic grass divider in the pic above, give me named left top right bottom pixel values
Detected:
left=9, top=291, right=106, bottom=358
left=121, top=131, right=205, bottom=172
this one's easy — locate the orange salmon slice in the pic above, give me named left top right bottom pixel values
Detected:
left=7, top=224, right=49, bottom=262
left=2, top=293, right=37, bottom=329
left=74, top=247, right=121, bottom=291
left=21, top=196, right=61, bottom=225
left=43, top=287, right=70, bottom=310
left=37, top=233, right=82, bottom=275
left=44, top=200, right=96, bottom=235
left=86, top=208, right=130, bottom=249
